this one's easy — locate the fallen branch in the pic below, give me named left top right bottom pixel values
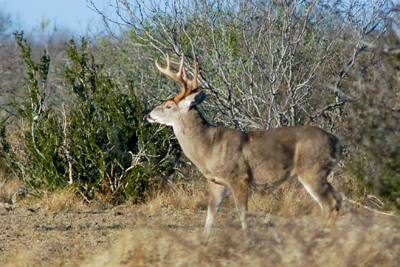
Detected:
left=343, top=197, right=395, bottom=217
left=78, top=190, right=91, bottom=204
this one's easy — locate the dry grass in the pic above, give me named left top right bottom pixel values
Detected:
left=0, top=168, right=22, bottom=204
left=81, top=215, right=400, bottom=267
left=34, top=188, right=88, bottom=213
left=0, top=169, right=399, bottom=266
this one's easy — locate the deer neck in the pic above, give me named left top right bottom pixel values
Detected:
left=172, top=108, right=214, bottom=161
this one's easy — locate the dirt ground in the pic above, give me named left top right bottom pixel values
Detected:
left=1, top=178, right=400, bottom=267
left=0, top=203, right=138, bottom=266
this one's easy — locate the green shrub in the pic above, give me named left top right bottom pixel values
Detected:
left=0, top=32, right=180, bottom=203
left=345, top=34, right=400, bottom=209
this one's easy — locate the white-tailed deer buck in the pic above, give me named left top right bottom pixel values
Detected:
left=147, top=54, right=342, bottom=244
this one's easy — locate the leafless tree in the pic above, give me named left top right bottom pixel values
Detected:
left=87, top=0, right=394, bottom=133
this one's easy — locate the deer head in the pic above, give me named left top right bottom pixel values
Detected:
left=146, top=54, right=205, bottom=127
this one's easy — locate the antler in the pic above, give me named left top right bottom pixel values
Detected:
left=155, top=54, right=198, bottom=103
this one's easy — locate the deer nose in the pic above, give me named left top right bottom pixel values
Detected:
left=146, top=114, right=155, bottom=123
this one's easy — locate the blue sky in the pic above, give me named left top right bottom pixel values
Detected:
left=0, top=0, right=108, bottom=35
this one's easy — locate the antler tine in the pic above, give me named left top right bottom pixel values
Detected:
left=155, top=54, right=199, bottom=102
left=155, top=54, right=188, bottom=103
left=173, top=55, right=188, bottom=102
left=186, top=58, right=198, bottom=96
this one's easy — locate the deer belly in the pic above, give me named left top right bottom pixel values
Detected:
left=250, top=166, right=295, bottom=186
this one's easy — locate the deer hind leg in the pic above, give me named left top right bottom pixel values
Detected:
left=201, top=182, right=227, bottom=245
left=298, top=170, right=341, bottom=228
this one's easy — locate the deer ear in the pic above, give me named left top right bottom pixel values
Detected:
left=179, top=92, right=206, bottom=110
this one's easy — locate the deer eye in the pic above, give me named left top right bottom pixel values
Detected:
left=166, top=105, right=172, bottom=109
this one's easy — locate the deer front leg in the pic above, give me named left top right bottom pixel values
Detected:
left=201, top=182, right=227, bottom=245
left=230, top=180, right=251, bottom=243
